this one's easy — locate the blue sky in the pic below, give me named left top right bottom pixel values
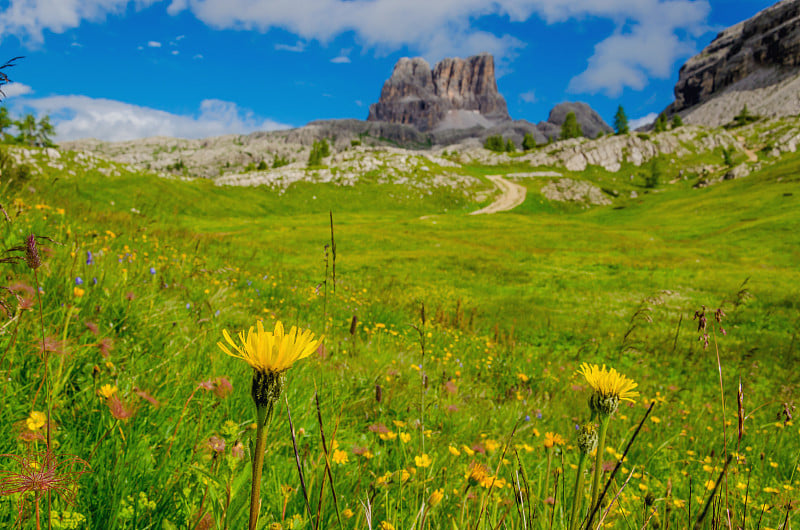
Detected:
left=0, top=0, right=776, bottom=141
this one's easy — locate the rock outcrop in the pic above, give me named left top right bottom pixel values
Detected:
left=538, top=102, right=613, bottom=140
left=367, top=54, right=510, bottom=132
left=667, top=0, right=800, bottom=125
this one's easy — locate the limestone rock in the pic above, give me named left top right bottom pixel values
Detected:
left=668, top=0, right=800, bottom=125
left=541, top=178, right=611, bottom=205
left=367, top=53, right=510, bottom=132
left=537, top=102, right=613, bottom=140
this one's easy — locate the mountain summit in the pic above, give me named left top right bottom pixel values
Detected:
left=367, top=53, right=510, bottom=132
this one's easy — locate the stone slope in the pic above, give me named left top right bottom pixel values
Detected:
left=367, top=53, right=509, bottom=131
left=668, top=0, right=800, bottom=125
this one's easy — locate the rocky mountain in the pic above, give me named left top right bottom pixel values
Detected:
left=537, top=102, right=613, bottom=140
left=367, top=53, right=510, bottom=132
left=667, top=0, right=800, bottom=126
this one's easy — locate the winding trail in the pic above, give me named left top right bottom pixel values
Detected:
left=736, top=135, right=758, bottom=162
left=470, top=175, right=527, bottom=215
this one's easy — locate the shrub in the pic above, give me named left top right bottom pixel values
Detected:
left=483, top=135, right=505, bottom=152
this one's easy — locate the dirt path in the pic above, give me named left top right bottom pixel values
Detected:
left=736, top=135, right=758, bottom=162
left=470, top=175, right=527, bottom=215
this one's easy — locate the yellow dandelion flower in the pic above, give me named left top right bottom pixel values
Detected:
left=26, top=411, right=46, bottom=431
left=543, top=432, right=565, bottom=448
left=466, top=462, right=489, bottom=487
left=577, top=363, right=638, bottom=415
left=218, top=320, right=322, bottom=374
left=517, top=373, right=529, bottom=382
left=331, top=449, right=348, bottom=465
left=99, top=384, right=118, bottom=399
left=415, top=454, right=432, bottom=468
left=428, top=488, right=444, bottom=507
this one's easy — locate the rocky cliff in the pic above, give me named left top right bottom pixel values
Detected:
left=367, top=53, right=510, bottom=132
left=537, top=102, right=613, bottom=140
left=668, top=0, right=800, bottom=125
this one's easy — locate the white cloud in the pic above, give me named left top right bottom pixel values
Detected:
left=331, top=56, right=350, bottom=64
left=519, top=90, right=536, bottom=103
left=275, top=41, right=306, bottom=52
left=1, top=82, right=33, bottom=98
left=0, top=0, right=159, bottom=43
left=147, top=40, right=162, bottom=47
left=171, top=50, right=179, bottom=55
left=629, top=112, right=658, bottom=130
left=0, top=0, right=712, bottom=94
left=18, top=95, right=290, bottom=142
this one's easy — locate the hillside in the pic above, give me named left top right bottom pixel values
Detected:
left=1, top=114, right=799, bottom=529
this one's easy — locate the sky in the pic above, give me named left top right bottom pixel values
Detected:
left=0, top=0, right=778, bottom=142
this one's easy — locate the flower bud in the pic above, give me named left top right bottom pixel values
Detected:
left=251, top=370, right=285, bottom=410
left=578, top=423, right=598, bottom=455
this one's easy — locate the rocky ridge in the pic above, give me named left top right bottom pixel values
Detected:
left=367, top=54, right=510, bottom=132
left=667, top=0, right=800, bottom=125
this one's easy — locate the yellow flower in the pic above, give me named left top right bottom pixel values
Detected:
left=73, top=287, right=85, bottom=298
left=429, top=488, right=444, bottom=506
left=543, top=432, right=565, bottom=448
left=399, top=432, right=411, bottom=443
left=484, top=439, right=499, bottom=453
left=462, top=444, right=475, bottom=456
left=26, top=411, right=46, bottom=431
left=99, top=384, right=118, bottom=399
left=331, top=449, right=348, bottom=465
left=577, top=363, right=639, bottom=412
left=380, top=522, right=395, bottom=530
left=415, top=454, right=432, bottom=468
left=517, top=373, right=529, bottom=382
left=448, top=445, right=461, bottom=456
left=392, top=420, right=406, bottom=428
left=379, top=431, right=398, bottom=441
left=218, top=320, right=322, bottom=373
left=342, top=508, right=354, bottom=518
left=466, top=462, right=489, bottom=487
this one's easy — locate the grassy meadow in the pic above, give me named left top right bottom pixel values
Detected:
left=0, top=136, right=798, bottom=529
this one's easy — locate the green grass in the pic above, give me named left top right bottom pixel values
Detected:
left=0, top=139, right=797, bottom=529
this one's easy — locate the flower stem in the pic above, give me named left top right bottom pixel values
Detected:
left=249, top=402, right=274, bottom=530
left=590, top=416, right=610, bottom=513
left=569, top=453, right=588, bottom=530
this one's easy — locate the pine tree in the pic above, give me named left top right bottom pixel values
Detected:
left=560, top=112, right=582, bottom=140
left=505, top=138, right=516, bottom=153
left=671, top=114, right=683, bottom=128
left=653, top=113, right=667, bottom=133
left=613, top=105, right=629, bottom=135
left=483, top=135, right=505, bottom=152
left=522, top=132, right=537, bottom=151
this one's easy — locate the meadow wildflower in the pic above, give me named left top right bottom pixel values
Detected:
left=0, top=451, right=90, bottom=525
left=26, top=411, right=46, bottom=432
left=577, top=363, right=638, bottom=417
left=544, top=432, right=564, bottom=448
left=218, top=319, right=321, bottom=530
left=332, top=449, right=348, bottom=465
left=415, top=454, right=432, bottom=467
left=577, top=363, right=638, bottom=519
